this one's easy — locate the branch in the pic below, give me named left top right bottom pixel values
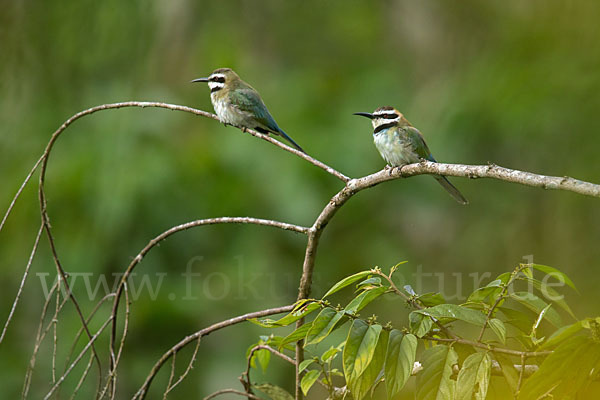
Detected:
left=241, top=345, right=295, bottom=394
left=421, top=336, right=552, bottom=357
left=132, top=305, right=295, bottom=400
left=203, top=389, right=262, bottom=400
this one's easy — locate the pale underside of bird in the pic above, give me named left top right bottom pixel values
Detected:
left=192, top=68, right=305, bottom=153
left=355, top=106, right=468, bottom=204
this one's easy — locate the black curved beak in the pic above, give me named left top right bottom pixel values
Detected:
left=191, top=77, right=209, bottom=83
left=353, top=112, right=374, bottom=119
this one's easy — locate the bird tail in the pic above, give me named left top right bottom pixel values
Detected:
left=275, top=128, right=305, bottom=153
left=433, top=176, right=468, bottom=204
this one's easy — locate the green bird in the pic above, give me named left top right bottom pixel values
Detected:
left=354, top=106, right=468, bottom=204
left=192, top=68, right=304, bottom=152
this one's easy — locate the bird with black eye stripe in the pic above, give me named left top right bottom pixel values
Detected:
left=354, top=106, right=468, bottom=204
left=192, top=68, right=304, bottom=152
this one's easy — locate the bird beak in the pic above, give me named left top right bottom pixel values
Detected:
left=191, top=77, right=209, bottom=83
left=353, top=112, right=374, bottom=119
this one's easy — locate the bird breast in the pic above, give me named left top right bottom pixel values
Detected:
left=211, top=95, right=242, bottom=126
left=373, top=129, right=412, bottom=166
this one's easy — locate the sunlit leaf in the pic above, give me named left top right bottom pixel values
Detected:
left=416, top=292, right=446, bottom=307
left=251, top=301, right=321, bottom=327
left=531, top=264, right=577, bottom=292
left=522, top=277, right=577, bottom=319
left=409, top=312, right=433, bottom=338
left=305, top=307, right=345, bottom=345
left=520, top=336, right=600, bottom=399
left=455, top=352, right=491, bottom=400
left=300, top=369, right=321, bottom=396
left=256, top=348, right=271, bottom=373
left=322, top=271, right=372, bottom=298
left=343, top=320, right=382, bottom=387
left=345, top=286, right=387, bottom=313
left=384, top=330, right=417, bottom=399
left=298, top=359, right=315, bottom=373
left=279, top=323, right=313, bottom=351
left=538, top=320, right=584, bottom=350
left=413, top=304, right=486, bottom=327
left=415, top=345, right=457, bottom=400
left=494, top=353, right=519, bottom=394
left=351, top=329, right=388, bottom=400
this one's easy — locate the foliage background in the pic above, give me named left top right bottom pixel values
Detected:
left=1, top=0, right=599, bottom=398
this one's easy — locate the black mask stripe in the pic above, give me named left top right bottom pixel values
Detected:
left=210, top=86, right=223, bottom=93
left=374, top=122, right=397, bottom=133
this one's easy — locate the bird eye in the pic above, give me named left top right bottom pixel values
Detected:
left=210, top=76, right=225, bottom=83
left=377, top=113, right=398, bottom=120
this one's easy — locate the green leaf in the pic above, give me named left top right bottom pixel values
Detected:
left=522, top=277, right=576, bottom=319
left=488, top=318, right=506, bottom=344
left=384, top=330, right=417, bottom=399
left=455, top=352, right=491, bottom=400
left=509, top=292, right=562, bottom=328
left=468, top=285, right=502, bottom=304
left=531, top=263, right=577, bottom=292
left=413, top=304, right=487, bottom=327
left=300, top=369, right=320, bottom=396
left=493, top=353, right=519, bottom=394
left=298, top=359, right=315, bottom=373
left=343, top=320, right=382, bottom=387
left=497, top=306, right=532, bottom=333
left=351, top=329, right=389, bottom=400
left=345, top=286, right=387, bottom=313
left=416, top=292, right=446, bottom=307
left=538, top=320, right=584, bottom=350
left=305, top=308, right=345, bottom=345
left=256, top=348, right=271, bottom=373
left=409, top=312, right=433, bottom=338
left=519, top=336, right=600, bottom=399
left=253, top=383, right=294, bottom=400
left=357, top=277, right=382, bottom=289
left=322, top=271, right=372, bottom=298
left=321, top=346, right=341, bottom=363
left=415, top=345, right=457, bottom=400
left=279, top=323, right=313, bottom=351
left=252, top=301, right=321, bottom=328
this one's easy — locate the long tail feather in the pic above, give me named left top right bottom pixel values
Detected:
left=433, top=176, right=468, bottom=204
left=276, top=129, right=305, bottom=153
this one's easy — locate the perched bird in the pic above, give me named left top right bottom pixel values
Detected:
left=192, top=68, right=304, bottom=152
left=354, top=106, right=468, bottom=204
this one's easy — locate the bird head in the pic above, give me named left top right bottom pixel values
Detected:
left=191, top=68, right=240, bottom=93
left=353, top=106, right=403, bottom=133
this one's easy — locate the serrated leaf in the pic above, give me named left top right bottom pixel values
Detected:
left=509, top=292, right=562, bottom=328
left=531, top=264, right=577, bottom=292
left=300, top=369, right=321, bottom=396
left=384, top=330, right=417, bottom=399
left=415, top=345, right=457, bottom=400
left=299, top=359, right=315, bottom=373
left=345, top=286, right=387, bottom=314
left=323, top=271, right=373, bottom=298
left=305, top=308, right=345, bottom=345
left=519, top=336, right=600, bottom=399
left=343, top=320, right=382, bottom=387
left=413, top=304, right=486, bottom=327
left=351, top=329, right=389, bottom=400
left=493, top=353, right=519, bottom=394
left=455, top=352, right=491, bottom=400
left=279, top=323, right=313, bottom=351
left=409, top=312, right=434, bottom=338
left=253, top=383, right=294, bottom=400
left=488, top=318, right=506, bottom=344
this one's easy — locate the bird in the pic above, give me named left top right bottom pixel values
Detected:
left=354, top=106, right=468, bottom=204
left=192, top=68, right=305, bottom=152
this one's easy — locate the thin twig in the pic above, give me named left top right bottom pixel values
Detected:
left=0, top=223, right=43, bottom=343
left=132, top=305, right=294, bottom=400
left=242, top=345, right=295, bottom=394
left=203, top=389, right=262, bottom=400
left=162, top=336, right=202, bottom=398
left=421, top=336, right=552, bottom=357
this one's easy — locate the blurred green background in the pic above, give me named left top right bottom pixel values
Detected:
left=1, top=0, right=599, bottom=398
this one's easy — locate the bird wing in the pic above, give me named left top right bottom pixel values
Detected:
left=228, top=88, right=281, bottom=133
left=403, top=126, right=436, bottom=162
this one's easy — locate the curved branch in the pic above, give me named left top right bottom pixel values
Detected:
left=352, top=161, right=600, bottom=198
left=132, top=305, right=295, bottom=400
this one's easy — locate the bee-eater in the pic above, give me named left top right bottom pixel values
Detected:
left=354, top=106, right=468, bottom=204
left=192, top=68, right=304, bottom=152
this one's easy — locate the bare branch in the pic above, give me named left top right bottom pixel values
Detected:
left=241, top=345, right=295, bottom=394
left=203, top=389, right=262, bottom=400
left=0, top=223, right=43, bottom=343
left=132, top=305, right=295, bottom=400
